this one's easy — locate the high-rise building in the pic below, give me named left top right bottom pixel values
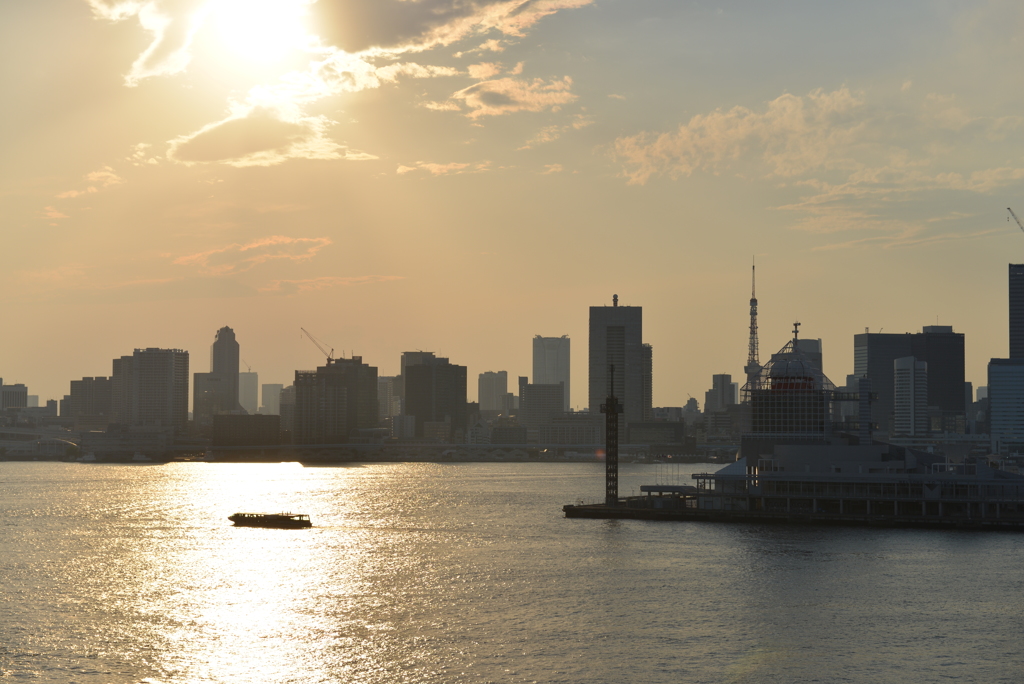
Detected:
left=988, top=358, right=1024, bottom=453
left=399, top=351, right=438, bottom=402
left=238, top=371, right=258, bottom=415
left=111, top=348, right=189, bottom=431
left=533, top=335, right=570, bottom=411
left=1010, top=264, right=1024, bottom=358
left=478, top=371, right=508, bottom=412
left=893, top=357, right=928, bottom=436
left=589, top=295, right=645, bottom=424
left=259, top=383, right=284, bottom=415
left=377, top=376, right=401, bottom=421
left=0, top=382, right=28, bottom=410
left=293, top=356, right=378, bottom=444
left=521, top=383, right=565, bottom=429
left=704, top=374, right=736, bottom=413
left=68, top=376, right=113, bottom=431
left=194, top=326, right=243, bottom=426
left=642, top=343, right=653, bottom=421
left=405, top=356, right=467, bottom=439
left=854, top=326, right=965, bottom=436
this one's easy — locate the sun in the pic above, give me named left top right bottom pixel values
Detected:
left=207, top=0, right=312, bottom=65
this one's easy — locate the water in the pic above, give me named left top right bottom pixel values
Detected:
left=2, top=461, right=1023, bottom=683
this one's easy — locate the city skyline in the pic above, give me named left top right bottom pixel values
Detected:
left=4, top=2, right=1024, bottom=408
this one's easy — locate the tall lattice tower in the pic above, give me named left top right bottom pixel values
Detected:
left=743, top=259, right=760, bottom=401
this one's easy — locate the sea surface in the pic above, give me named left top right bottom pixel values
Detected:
left=2, top=460, right=1023, bottom=684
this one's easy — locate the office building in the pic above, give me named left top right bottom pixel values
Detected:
left=111, top=348, right=189, bottom=431
left=1, top=382, right=28, bottom=410
left=399, top=351, right=438, bottom=402
left=238, top=371, right=258, bottom=415
left=68, top=376, right=113, bottom=431
left=589, top=295, right=646, bottom=424
left=478, top=371, right=508, bottom=412
left=642, top=343, right=653, bottom=421
left=893, top=357, right=928, bottom=437
left=293, top=356, right=378, bottom=444
left=521, top=383, right=565, bottom=430
left=989, top=358, right=1024, bottom=453
left=795, top=338, right=823, bottom=373
left=193, top=326, right=244, bottom=426
left=854, top=326, right=965, bottom=436
left=405, top=356, right=467, bottom=440
left=1010, top=264, right=1024, bottom=358
left=704, top=374, right=736, bottom=414
left=377, top=376, right=401, bottom=422
left=533, top=335, right=570, bottom=411
left=259, top=383, right=284, bottom=415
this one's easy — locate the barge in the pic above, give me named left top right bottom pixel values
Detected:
left=228, top=512, right=312, bottom=528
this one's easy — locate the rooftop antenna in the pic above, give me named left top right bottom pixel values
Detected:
left=743, top=257, right=760, bottom=399
left=613, top=294, right=618, bottom=307
left=793, top=321, right=801, bottom=342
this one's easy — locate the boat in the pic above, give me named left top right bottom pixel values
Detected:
left=228, top=512, right=312, bottom=528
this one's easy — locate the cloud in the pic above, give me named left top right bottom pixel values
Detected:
left=613, top=86, right=1024, bottom=247
left=88, top=0, right=206, bottom=85
left=541, top=163, right=563, bottom=174
left=397, top=161, right=490, bottom=176
left=57, top=166, right=124, bottom=198
left=173, top=235, right=332, bottom=274
left=167, top=105, right=372, bottom=166
left=259, top=274, right=405, bottom=293
left=308, top=0, right=593, bottom=55
left=43, top=206, right=69, bottom=219
left=452, top=76, right=576, bottom=118
left=375, top=62, right=460, bottom=83
left=468, top=62, right=503, bottom=80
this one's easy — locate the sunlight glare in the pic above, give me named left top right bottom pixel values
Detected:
left=208, top=0, right=311, bottom=65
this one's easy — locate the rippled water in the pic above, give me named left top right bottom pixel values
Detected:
left=2, top=461, right=1023, bottom=683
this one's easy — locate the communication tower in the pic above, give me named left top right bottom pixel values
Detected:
left=743, top=259, right=761, bottom=401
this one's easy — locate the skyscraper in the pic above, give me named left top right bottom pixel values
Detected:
left=589, top=295, right=645, bottom=424
left=854, top=326, right=965, bottom=436
left=293, top=356, right=378, bottom=444
left=406, top=356, right=467, bottom=439
left=988, top=358, right=1024, bottom=453
left=532, top=335, right=570, bottom=411
left=238, top=371, right=258, bottom=415
left=1010, top=264, right=1024, bottom=358
left=478, top=371, right=508, bottom=412
left=194, top=326, right=243, bottom=427
left=260, top=383, right=284, bottom=415
left=111, top=348, right=189, bottom=431
left=893, top=357, right=928, bottom=436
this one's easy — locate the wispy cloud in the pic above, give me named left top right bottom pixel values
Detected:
left=259, top=274, right=405, bottom=294
left=396, top=161, right=491, bottom=175
left=57, top=166, right=124, bottom=198
left=173, top=235, right=331, bottom=274
left=453, top=76, right=576, bottom=118
left=613, top=86, right=1024, bottom=245
left=167, top=104, right=373, bottom=166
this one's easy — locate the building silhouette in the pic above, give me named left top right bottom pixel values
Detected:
left=68, top=376, right=113, bottom=431
left=259, top=383, right=284, bottom=415
left=293, top=356, right=378, bottom=444
left=988, top=358, right=1024, bottom=453
left=854, top=326, right=965, bottom=436
left=533, top=336, right=570, bottom=411
left=405, top=355, right=467, bottom=440
left=239, top=371, right=258, bottom=415
left=478, top=371, right=508, bottom=412
left=193, top=326, right=244, bottom=427
left=1010, top=264, right=1024, bottom=358
left=589, top=295, right=647, bottom=425
left=705, top=374, right=736, bottom=413
left=111, top=348, right=189, bottom=431
left=893, top=357, right=928, bottom=437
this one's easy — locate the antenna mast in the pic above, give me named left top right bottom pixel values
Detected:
left=743, top=258, right=761, bottom=399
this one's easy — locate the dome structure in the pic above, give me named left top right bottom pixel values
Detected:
left=743, top=323, right=837, bottom=437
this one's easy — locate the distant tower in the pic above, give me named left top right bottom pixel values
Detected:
left=743, top=259, right=760, bottom=401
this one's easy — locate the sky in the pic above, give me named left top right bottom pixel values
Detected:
left=3, top=0, right=1024, bottom=409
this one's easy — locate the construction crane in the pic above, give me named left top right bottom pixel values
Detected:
left=1009, top=207, right=1024, bottom=234
left=300, top=328, right=334, bottom=363
left=241, top=358, right=252, bottom=373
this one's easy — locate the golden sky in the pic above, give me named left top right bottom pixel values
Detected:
left=4, top=1, right=1024, bottom=407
